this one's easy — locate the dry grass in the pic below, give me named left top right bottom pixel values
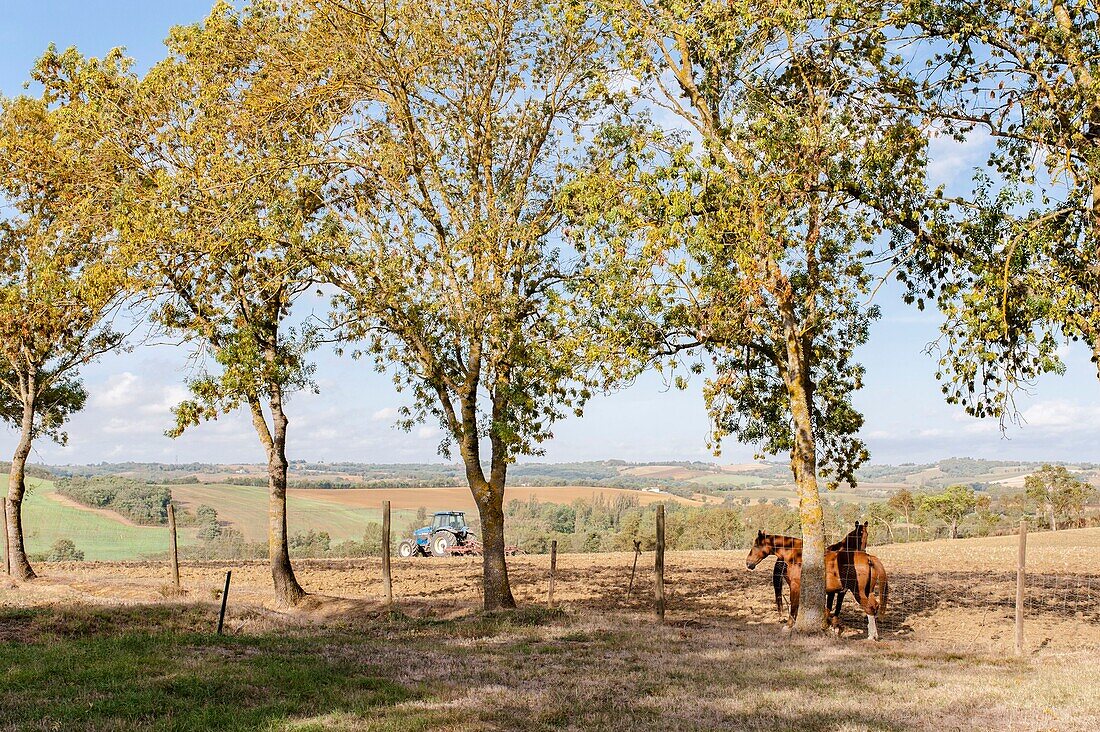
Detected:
left=5, top=532, right=1099, bottom=652
left=3, top=533, right=1099, bottom=730
left=2, top=599, right=1097, bottom=731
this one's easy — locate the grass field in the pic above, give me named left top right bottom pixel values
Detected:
left=2, top=529, right=1099, bottom=730
left=691, top=484, right=872, bottom=503
left=168, top=483, right=421, bottom=544
left=685, top=473, right=766, bottom=487
left=168, top=483, right=695, bottom=544
left=18, top=479, right=195, bottom=561
left=2, top=602, right=1097, bottom=731
left=14, top=480, right=701, bottom=557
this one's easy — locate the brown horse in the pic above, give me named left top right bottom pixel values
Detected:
left=772, top=522, right=867, bottom=615
left=747, top=530, right=888, bottom=638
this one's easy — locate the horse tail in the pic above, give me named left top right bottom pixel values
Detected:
left=871, top=555, right=887, bottom=619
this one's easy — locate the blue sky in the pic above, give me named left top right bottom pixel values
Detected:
left=3, top=2, right=1100, bottom=468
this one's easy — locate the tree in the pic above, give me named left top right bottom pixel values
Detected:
left=865, top=501, right=896, bottom=543
left=899, top=1, right=1100, bottom=421
left=1024, top=464, right=1096, bottom=530
left=35, top=2, right=346, bottom=605
left=195, top=504, right=222, bottom=542
left=920, top=485, right=978, bottom=539
left=569, top=0, right=934, bottom=630
left=314, top=0, right=623, bottom=609
left=0, top=94, right=125, bottom=580
left=888, top=488, right=917, bottom=542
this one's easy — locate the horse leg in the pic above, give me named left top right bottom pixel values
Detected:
left=829, top=589, right=844, bottom=615
left=833, top=590, right=845, bottom=620
left=826, top=591, right=841, bottom=634
left=773, top=560, right=786, bottom=616
left=787, top=573, right=800, bottom=628
left=853, top=557, right=881, bottom=639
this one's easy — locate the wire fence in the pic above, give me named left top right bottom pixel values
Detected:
left=5, top=494, right=1100, bottom=655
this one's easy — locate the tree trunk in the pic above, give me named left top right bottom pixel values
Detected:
left=248, top=395, right=304, bottom=607
left=6, top=391, right=37, bottom=581
left=1048, top=501, right=1058, bottom=532
left=780, top=316, right=827, bottom=633
left=951, top=518, right=958, bottom=539
left=474, top=482, right=516, bottom=611
left=452, top=364, right=518, bottom=612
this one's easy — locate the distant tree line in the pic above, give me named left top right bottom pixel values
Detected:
left=55, top=477, right=172, bottom=526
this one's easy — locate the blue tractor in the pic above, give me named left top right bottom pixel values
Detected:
left=398, top=511, right=474, bottom=557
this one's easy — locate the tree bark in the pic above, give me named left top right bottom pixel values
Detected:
left=951, top=518, right=958, bottom=539
left=248, top=393, right=305, bottom=607
left=780, top=313, right=827, bottom=633
left=6, top=385, right=37, bottom=581
left=474, top=480, right=516, bottom=611
left=449, top=361, right=518, bottom=612
left=1048, top=500, right=1058, bottom=532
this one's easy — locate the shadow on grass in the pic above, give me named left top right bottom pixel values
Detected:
left=0, top=604, right=425, bottom=731
left=0, top=601, right=1091, bottom=732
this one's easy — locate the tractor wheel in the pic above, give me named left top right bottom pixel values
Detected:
left=431, top=532, right=454, bottom=557
left=398, top=540, right=416, bottom=558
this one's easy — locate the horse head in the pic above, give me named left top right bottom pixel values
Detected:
left=839, top=521, right=868, bottom=551
left=745, top=529, right=773, bottom=570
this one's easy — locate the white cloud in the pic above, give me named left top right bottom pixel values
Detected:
left=371, top=407, right=399, bottom=422
left=1019, top=400, right=1100, bottom=433
left=926, top=128, right=992, bottom=190
left=607, top=70, right=640, bottom=95
left=91, top=372, right=140, bottom=409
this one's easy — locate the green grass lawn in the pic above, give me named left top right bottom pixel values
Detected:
left=20, top=479, right=196, bottom=561
left=170, top=483, right=418, bottom=543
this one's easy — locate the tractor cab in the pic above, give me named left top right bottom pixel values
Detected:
left=431, top=511, right=467, bottom=533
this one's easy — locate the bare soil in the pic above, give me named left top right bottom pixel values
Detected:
left=4, top=533, right=1097, bottom=655
left=285, top=484, right=703, bottom=510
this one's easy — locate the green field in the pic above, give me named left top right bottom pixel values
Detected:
left=169, top=483, right=418, bottom=543
left=15, top=479, right=418, bottom=560
left=687, top=473, right=767, bottom=488
left=19, top=479, right=196, bottom=561
left=699, top=485, right=870, bottom=503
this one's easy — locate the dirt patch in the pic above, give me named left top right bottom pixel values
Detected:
left=3, top=545, right=1097, bottom=654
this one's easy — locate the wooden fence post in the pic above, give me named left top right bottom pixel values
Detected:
left=626, top=539, right=641, bottom=600
left=2, top=498, right=10, bottom=577
left=1015, top=519, right=1027, bottom=656
left=655, top=505, right=665, bottom=621
left=217, top=570, right=232, bottom=635
left=167, top=502, right=180, bottom=589
left=547, top=540, right=557, bottom=606
left=382, top=500, right=393, bottom=607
